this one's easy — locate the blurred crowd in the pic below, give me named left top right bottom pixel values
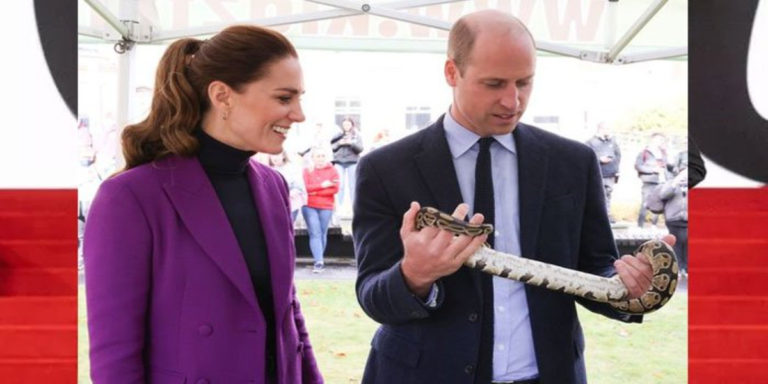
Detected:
left=585, top=122, right=688, bottom=276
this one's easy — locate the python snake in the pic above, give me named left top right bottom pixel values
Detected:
left=415, top=206, right=678, bottom=315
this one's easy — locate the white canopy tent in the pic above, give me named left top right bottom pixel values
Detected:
left=78, top=0, right=687, bottom=131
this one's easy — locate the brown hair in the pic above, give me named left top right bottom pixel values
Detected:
left=121, top=25, right=298, bottom=170
left=447, top=18, right=475, bottom=75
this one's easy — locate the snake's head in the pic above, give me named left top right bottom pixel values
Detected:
left=416, top=206, right=494, bottom=236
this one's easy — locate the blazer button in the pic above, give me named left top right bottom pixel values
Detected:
left=198, top=324, right=213, bottom=337
left=464, top=364, right=474, bottom=374
left=196, top=379, right=210, bottom=384
left=468, top=312, right=479, bottom=322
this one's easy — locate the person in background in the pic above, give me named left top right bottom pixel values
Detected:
left=331, top=117, right=363, bottom=212
left=269, top=150, right=307, bottom=224
left=674, top=147, right=688, bottom=175
left=635, top=132, right=672, bottom=227
left=585, top=121, right=621, bottom=222
left=83, top=25, right=322, bottom=384
left=370, top=127, right=393, bottom=151
left=299, top=122, right=335, bottom=158
left=659, top=160, right=688, bottom=278
left=302, top=146, right=339, bottom=273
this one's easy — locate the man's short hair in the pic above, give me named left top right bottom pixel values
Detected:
left=447, top=18, right=476, bottom=75
left=448, top=13, right=535, bottom=75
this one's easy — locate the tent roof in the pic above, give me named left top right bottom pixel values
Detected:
left=78, top=0, right=686, bottom=64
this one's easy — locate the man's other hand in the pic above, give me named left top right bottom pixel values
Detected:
left=614, top=234, right=676, bottom=299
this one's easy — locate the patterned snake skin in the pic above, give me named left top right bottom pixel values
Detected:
left=415, top=207, right=678, bottom=315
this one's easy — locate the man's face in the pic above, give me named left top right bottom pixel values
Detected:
left=597, top=124, right=610, bottom=138
left=651, top=135, right=666, bottom=148
left=445, top=31, right=536, bottom=137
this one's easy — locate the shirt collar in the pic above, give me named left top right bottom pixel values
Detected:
left=442, top=108, right=517, bottom=158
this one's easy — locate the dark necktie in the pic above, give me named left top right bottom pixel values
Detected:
left=474, top=136, right=495, bottom=382
left=474, top=137, right=495, bottom=246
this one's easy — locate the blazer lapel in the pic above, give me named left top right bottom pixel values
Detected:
left=247, top=163, right=293, bottom=323
left=162, top=156, right=259, bottom=311
left=514, top=124, right=549, bottom=261
left=414, top=117, right=486, bottom=297
left=414, top=117, right=465, bottom=212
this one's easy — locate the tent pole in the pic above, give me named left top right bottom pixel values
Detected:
left=115, top=0, right=139, bottom=169
left=604, top=0, right=619, bottom=49
left=83, top=0, right=130, bottom=39
left=606, top=0, right=668, bottom=62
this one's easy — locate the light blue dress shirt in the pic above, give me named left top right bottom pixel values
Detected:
left=443, top=111, right=539, bottom=381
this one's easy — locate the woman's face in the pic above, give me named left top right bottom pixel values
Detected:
left=312, top=152, right=327, bottom=168
left=342, top=119, right=353, bottom=131
left=219, top=56, right=305, bottom=154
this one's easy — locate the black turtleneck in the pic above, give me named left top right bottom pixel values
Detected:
left=195, top=129, right=277, bottom=382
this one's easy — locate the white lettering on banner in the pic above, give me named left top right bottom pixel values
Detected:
left=83, top=0, right=607, bottom=42
left=251, top=0, right=293, bottom=33
left=287, top=0, right=602, bottom=41
left=543, top=0, right=604, bottom=40
left=748, top=0, right=768, bottom=120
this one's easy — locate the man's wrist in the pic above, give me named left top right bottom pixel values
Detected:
left=400, top=261, right=433, bottom=299
left=423, top=284, right=439, bottom=308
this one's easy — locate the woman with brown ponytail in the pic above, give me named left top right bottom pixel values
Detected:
left=83, top=25, right=323, bottom=384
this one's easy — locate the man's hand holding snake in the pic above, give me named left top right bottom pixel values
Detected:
left=615, top=234, right=676, bottom=299
left=399, top=202, right=488, bottom=298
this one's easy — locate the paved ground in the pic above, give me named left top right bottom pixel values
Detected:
left=295, top=258, right=357, bottom=281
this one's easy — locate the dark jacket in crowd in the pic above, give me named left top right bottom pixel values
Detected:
left=674, top=150, right=688, bottom=174
left=331, top=130, right=363, bottom=165
left=635, top=147, right=672, bottom=184
left=585, top=134, right=621, bottom=177
left=659, top=173, right=688, bottom=222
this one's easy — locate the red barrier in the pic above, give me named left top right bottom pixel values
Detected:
left=0, top=189, right=77, bottom=383
left=689, top=188, right=768, bottom=384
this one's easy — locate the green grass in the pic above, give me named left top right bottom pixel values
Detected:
left=580, top=292, right=687, bottom=384
left=295, top=282, right=379, bottom=384
left=79, top=281, right=686, bottom=383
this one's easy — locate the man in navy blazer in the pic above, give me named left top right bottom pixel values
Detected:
left=353, top=10, right=665, bottom=384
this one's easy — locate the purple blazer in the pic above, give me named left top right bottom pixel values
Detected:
left=84, top=155, right=323, bottom=384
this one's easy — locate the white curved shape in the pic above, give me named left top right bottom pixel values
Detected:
left=747, top=0, right=768, bottom=121
left=0, top=3, right=77, bottom=188
left=697, top=155, right=764, bottom=188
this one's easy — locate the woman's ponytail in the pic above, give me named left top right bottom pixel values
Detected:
left=121, top=38, right=203, bottom=170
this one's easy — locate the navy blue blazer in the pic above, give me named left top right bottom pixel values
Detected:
left=352, top=116, right=640, bottom=384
